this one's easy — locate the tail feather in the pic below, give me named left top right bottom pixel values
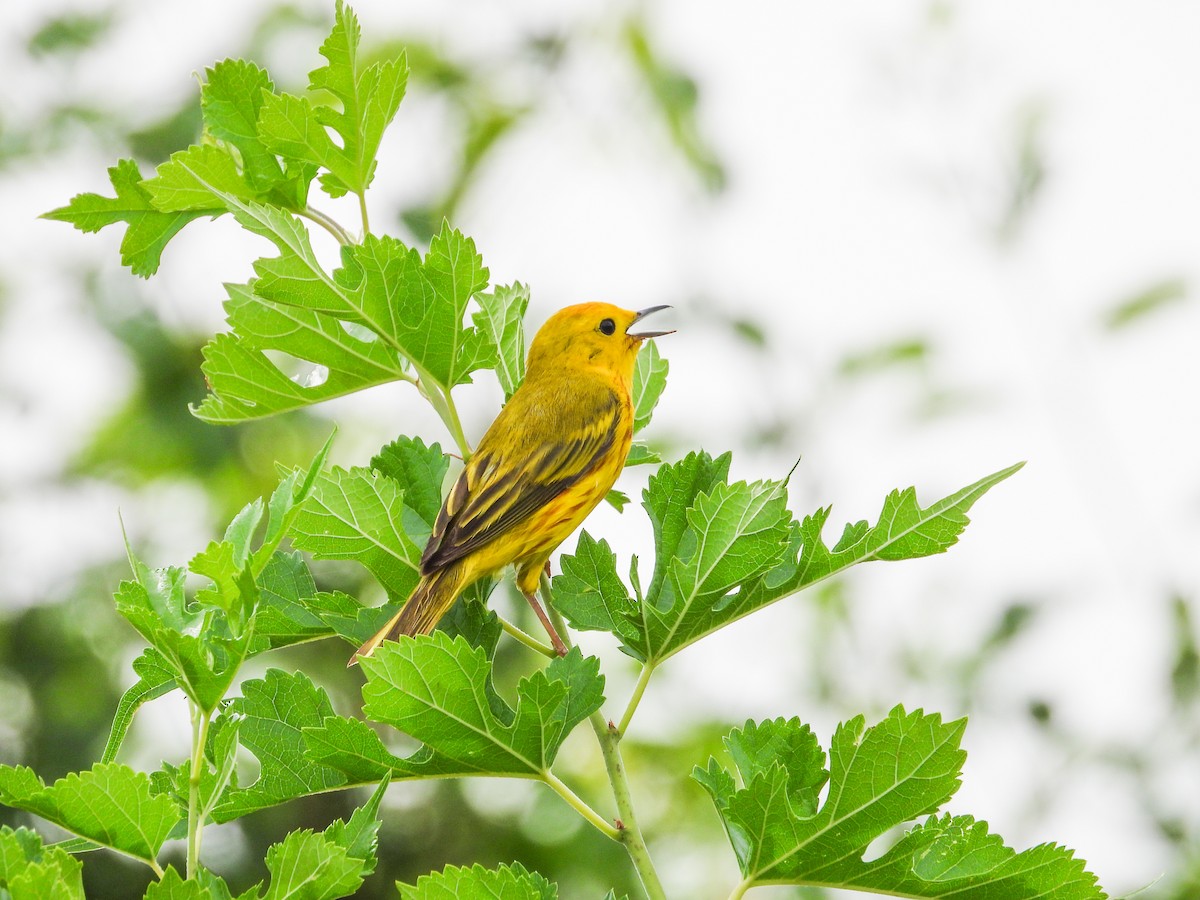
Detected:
left=349, top=566, right=465, bottom=666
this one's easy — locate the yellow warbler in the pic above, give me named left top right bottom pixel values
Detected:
left=351, top=302, right=672, bottom=664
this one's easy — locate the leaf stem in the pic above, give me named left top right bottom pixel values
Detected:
left=410, top=362, right=474, bottom=460
left=588, top=712, right=666, bottom=900
left=541, top=579, right=667, bottom=900
left=186, top=702, right=212, bottom=878
left=617, top=662, right=655, bottom=737
left=543, top=771, right=620, bottom=840
left=436, top=382, right=473, bottom=461
left=499, top=616, right=556, bottom=657
left=357, top=190, right=371, bottom=237
left=727, top=878, right=753, bottom=900
left=299, top=206, right=356, bottom=246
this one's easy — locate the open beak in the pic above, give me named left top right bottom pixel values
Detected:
left=628, top=304, right=674, bottom=339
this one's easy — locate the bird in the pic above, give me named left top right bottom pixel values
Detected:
left=350, top=302, right=672, bottom=665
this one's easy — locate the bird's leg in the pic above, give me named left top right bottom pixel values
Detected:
left=522, top=589, right=568, bottom=657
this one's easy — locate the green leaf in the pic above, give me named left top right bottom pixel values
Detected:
left=144, top=866, right=212, bottom=900
left=190, top=539, right=258, bottom=635
left=631, top=339, right=668, bottom=433
left=474, top=282, right=530, bottom=399
left=576, top=457, right=1023, bottom=663
left=144, top=144, right=256, bottom=213
left=347, top=635, right=603, bottom=777
left=100, top=649, right=177, bottom=764
left=736, top=462, right=1027, bottom=617
left=641, top=451, right=732, bottom=615
left=0, top=826, right=85, bottom=900
left=369, top=435, right=450, bottom=529
left=323, top=775, right=388, bottom=875
left=624, top=443, right=662, bottom=468
left=261, top=829, right=363, bottom=900
left=193, top=282, right=407, bottom=424
left=642, top=476, right=793, bottom=656
left=334, top=227, right=494, bottom=390
left=257, top=1, right=408, bottom=199
left=308, top=1, right=408, bottom=197
left=550, top=533, right=641, bottom=648
left=41, top=159, right=209, bottom=277
left=695, top=710, right=1105, bottom=898
left=214, top=670, right=351, bottom=821
left=398, top=861, right=556, bottom=900
left=250, top=551, right=334, bottom=650
left=290, top=466, right=424, bottom=601
left=201, top=58, right=314, bottom=206
left=0, top=764, right=180, bottom=868
left=261, top=434, right=335, bottom=558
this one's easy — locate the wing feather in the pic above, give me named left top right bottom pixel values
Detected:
left=421, top=387, right=621, bottom=573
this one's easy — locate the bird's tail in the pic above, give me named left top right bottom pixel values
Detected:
left=349, top=566, right=466, bottom=666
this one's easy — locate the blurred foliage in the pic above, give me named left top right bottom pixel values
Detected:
left=1103, top=277, right=1189, bottom=331
left=26, top=10, right=117, bottom=57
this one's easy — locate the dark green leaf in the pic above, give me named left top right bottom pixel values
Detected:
left=290, top=466, right=424, bottom=601
left=341, top=635, right=604, bottom=777
left=0, top=825, right=85, bottom=900
left=695, top=709, right=1104, bottom=897
left=215, top=670, right=351, bottom=821
left=0, top=764, right=180, bottom=867
left=398, top=861, right=556, bottom=899
left=369, top=435, right=450, bottom=530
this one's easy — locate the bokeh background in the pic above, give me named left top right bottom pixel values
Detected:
left=2, top=1, right=1199, bottom=897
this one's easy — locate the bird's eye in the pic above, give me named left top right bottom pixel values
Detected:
left=599, top=318, right=616, bottom=336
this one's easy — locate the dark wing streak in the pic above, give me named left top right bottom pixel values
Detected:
left=421, top=398, right=621, bottom=573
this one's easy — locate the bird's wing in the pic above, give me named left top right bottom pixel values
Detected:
left=420, top=386, right=622, bottom=573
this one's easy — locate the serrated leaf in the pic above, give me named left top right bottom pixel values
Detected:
left=201, top=59, right=290, bottom=196
left=289, top=466, right=424, bottom=601
left=0, top=764, right=180, bottom=867
left=145, top=144, right=256, bottom=213
left=214, top=670, right=350, bottom=821
left=644, top=477, right=792, bottom=655
left=601, top=458, right=1023, bottom=663
left=257, top=91, right=354, bottom=194
left=255, top=2, right=407, bottom=200
left=193, top=281, right=405, bottom=423
left=190, top=539, right=257, bottom=634
left=550, top=533, right=642, bottom=650
left=250, top=551, right=337, bottom=651
left=144, top=866, right=211, bottom=900
left=355, top=635, right=604, bottom=777
left=334, top=227, right=494, bottom=390
left=41, top=159, right=208, bottom=277
left=474, top=282, right=529, bottom=399
left=696, top=709, right=1105, bottom=898
left=261, top=829, right=363, bottom=900
left=100, top=649, right=177, bottom=764
left=641, top=451, right=732, bottom=615
left=0, top=826, right=84, bottom=900
left=306, top=1, right=407, bottom=197
left=631, top=339, right=668, bottom=433
left=721, top=463, right=1028, bottom=642
left=398, top=861, right=556, bottom=900
left=369, top=435, right=450, bottom=530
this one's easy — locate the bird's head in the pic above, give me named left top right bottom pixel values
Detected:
left=524, top=302, right=672, bottom=382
